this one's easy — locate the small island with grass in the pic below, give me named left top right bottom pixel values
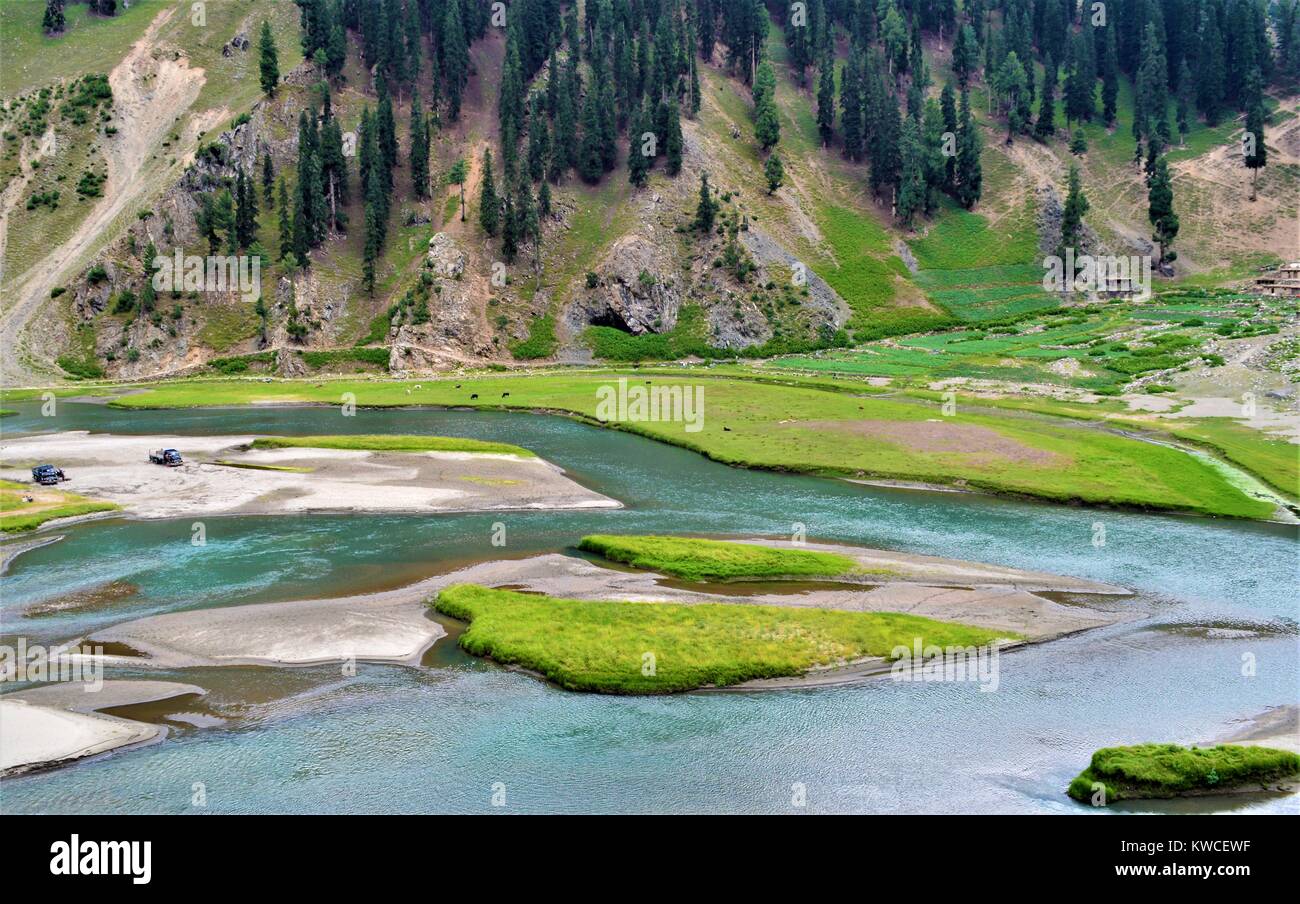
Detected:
left=1068, top=743, right=1300, bottom=803
left=432, top=583, right=1013, bottom=694
left=578, top=533, right=879, bottom=582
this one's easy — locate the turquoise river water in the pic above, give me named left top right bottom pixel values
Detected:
left=0, top=401, right=1296, bottom=814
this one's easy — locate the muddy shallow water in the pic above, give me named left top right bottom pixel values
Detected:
left=0, top=401, right=1296, bottom=814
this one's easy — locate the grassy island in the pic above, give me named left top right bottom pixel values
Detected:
left=249, top=434, right=535, bottom=457
left=432, top=584, right=1010, bottom=694
left=1068, top=743, right=1300, bottom=803
left=577, top=534, right=876, bottom=582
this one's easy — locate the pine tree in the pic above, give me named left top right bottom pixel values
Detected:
left=955, top=89, right=983, bottom=209
left=259, top=20, right=280, bottom=95
left=319, top=114, right=348, bottom=232
left=871, top=89, right=902, bottom=200
left=1034, top=57, right=1057, bottom=140
left=1243, top=68, right=1267, bottom=201
left=952, top=23, right=977, bottom=88
left=577, top=74, right=605, bottom=183
left=1100, top=22, right=1119, bottom=126
left=664, top=95, right=684, bottom=176
left=409, top=88, right=429, bottom=199
left=839, top=59, right=863, bottom=161
left=599, top=76, right=618, bottom=173
left=479, top=149, right=500, bottom=236
left=1147, top=155, right=1179, bottom=271
left=376, top=74, right=397, bottom=181
left=277, top=177, right=292, bottom=261
left=551, top=59, right=578, bottom=180
left=1057, top=164, right=1089, bottom=260
left=43, top=0, right=65, bottom=35
left=764, top=151, right=784, bottom=194
left=753, top=60, right=780, bottom=150
left=896, top=116, right=927, bottom=227
left=527, top=96, right=550, bottom=183
left=443, top=0, right=470, bottom=121
left=1197, top=7, right=1226, bottom=127
left=694, top=172, right=717, bottom=233
left=262, top=151, right=275, bottom=205
left=362, top=169, right=382, bottom=294
left=538, top=179, right=552, bottom=218
left=501, top=184, right=518, bottom=262
left=996, top=52, right=1028, bottom=142
left=628, top=101, right=652, bottom=187
left=816, top=48, right=835, bottom=147
left=940, top=81, right=958, bottom=193
left=447, top=157, right=468, bottom=221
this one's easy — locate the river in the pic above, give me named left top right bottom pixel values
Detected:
left=0, top=401, right=1296, bottom=813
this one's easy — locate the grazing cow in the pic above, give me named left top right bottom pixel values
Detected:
left=470, top=393, right=479, bottom=400
left=723, top=426, right=731, bottom=432
left=502, top=392, right=510, bottom=398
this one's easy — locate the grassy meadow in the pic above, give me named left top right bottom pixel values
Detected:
left=109, top=372, right=1278, bottom=519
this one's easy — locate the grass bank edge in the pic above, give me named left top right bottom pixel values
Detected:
left=1067, top=743, right=1300, bottom=803
left=107, top=376, right=1276, bottom=519
left=431, top=583, right=1015, bottom=694
left=0, top=479, right=120, bottom=533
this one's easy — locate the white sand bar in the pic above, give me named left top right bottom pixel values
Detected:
left=0, top=432, right=619, bottom=519
left=88, top=589, right=448, bottom=668
left=0, top=680, right=203, bottom=776
left=83, top=541, right=1131, bottom=674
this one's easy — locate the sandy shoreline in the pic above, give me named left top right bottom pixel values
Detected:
left=74, top=540, right=1133, bottom=684
left=0, top=680, right=203, bottom=777
left=1212, top=705, right=1300, bottom=755
left=0, top=431, right=619, bottom=521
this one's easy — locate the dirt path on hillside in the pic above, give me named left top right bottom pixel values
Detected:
left=0, top=6, right=216, bottom=384
left=440, top=29, right=504, bottom=244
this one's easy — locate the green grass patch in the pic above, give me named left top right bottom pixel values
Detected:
left=578, top=534, right=874, bottom=582
left=433, top=583, right=1012, bottom=694
left=1068, top=743, right=1300, bottom=803
left=0, top=479, right=120, bottom=532
left=249, top=434, right=534, bottom=457
left=510, top=313, right=557, bottom=360
left=112, top=373, right=1275, bottom=519
left=211, top=460, right=314, bottom=473
left=300, top=347, right=391, bottom=372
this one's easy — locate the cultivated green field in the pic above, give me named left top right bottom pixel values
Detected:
left=433, top=583, right=1010, bottom=694
left=578, top=534, right=871, bottom=582
left=1068, top=743, right=1300, bottom=803
left=110, top=373, right=1278, bottom=518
